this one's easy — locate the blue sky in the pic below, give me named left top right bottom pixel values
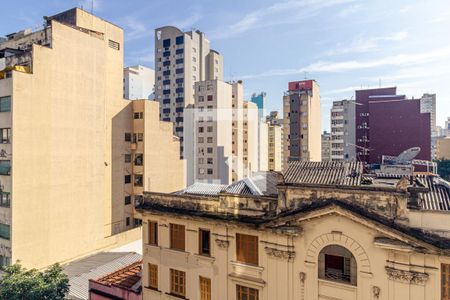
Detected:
left=2, top=0, right=450, bottom=131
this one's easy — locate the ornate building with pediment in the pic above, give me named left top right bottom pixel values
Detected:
left=135, top=161, right=450, bottom=300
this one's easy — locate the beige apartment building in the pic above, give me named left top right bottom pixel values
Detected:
left=0, top=8, right=184, bottom=269
left=283, top=80, right=321, bottom=170
left=185, top=78, right=259, bottom=185
left=267, top=123, right=283, bottom=171
left=154, top=26, right=224, bottom=158
left=136, top=161, right=450, bottom=300
left=436, top=137, right=450, bottom=160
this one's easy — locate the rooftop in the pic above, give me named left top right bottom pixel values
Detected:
left=92, top=260, right=142, bottom=292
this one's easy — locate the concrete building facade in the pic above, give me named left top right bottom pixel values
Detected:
left=123, top=65, right=155, bottom=100
left=330, top=99, right=356, bottom=161
left=136, top=162, right=450, bottom=300
left=283, top=80, right=321, bottom=170
left=243, top=101, right=259, bottom=177
left=355, top=87, right=431, bottom=164
left=154, top=26, right=223, bottom=158
left=251, top=92, right=268, bottom=172
left=436, top=138, right=450, bottom=160
left=266, top=111, right=283, bottom=172
left=0, top=8, right=184, bottom=269
left=321, top=131, right=331, bottom=162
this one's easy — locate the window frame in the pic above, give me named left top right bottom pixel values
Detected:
left=148, top=263, right=158, bottom=290
left=200, top=276, right=211, bottom=300
left=443, top=263, right=450, bottom=300
left=170, top=223, right=186, bottom=251
left=236, top=233, right=259, bottom=265
left=236, top=285, right=258, bottom=300
left=170, top=269, right=186, bottom=297
left=198, top=229, right=211, bottom=256
left=148, top=221, right=158, bottom=246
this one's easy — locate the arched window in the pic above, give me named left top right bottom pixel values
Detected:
left=318, top=245, right=357, bottom=285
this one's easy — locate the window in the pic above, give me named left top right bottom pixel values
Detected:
left=207, top=95, right=213, bottom=101
left=207, top=137, right=213, bottom=143
left=198, top=96, right=204, bottom=102
left=199, top=229, right=210, bottom=256
left=147, top=263, right=158, bottom=290
left=443, top=264, right=450, bottom=300
left=207, top=168, right=213, bottom=175
left=0, top=160, right=11, bottom=176
left=126, top=217, right=130, bottom=226
left=134, top=153, right=143, bottom=166
left=170, top=223, right=185, bottom=251
left=0, top=192, right=10, bottom=207
left=207, top=126, right=213, bottom=132
left=0, top=223, right=10, bottom=240
left=125, top=133, right=132, bottom=142
left=163, top=38, right=171, bottom=48
left=149, top=221, right=158, bottom=245
left=108, top=39, right=120, bottom=50
left=0, top=255, right=10, bottom=268
left=170, top=269, right=186, bottom=297
left=207, top=147, right=213, bottom=154
left=0, top=128, right=10, bottom=144
left=124, top=196, right=131, bottom=205
left=134, top=174, right=143, bottom=187
left=199, top=127, right=204, bottom=133
left=198, top=137, right=204, bottom=143
left=236, top=234, right=258, bottom=265
left=124, top=175, right=131, bottom=184
left=207, top=158, right=213, bottom=165
left=124, top=154, right=131, bottom=163
left=0, top=96, right=11, bottom=112
left=200, top=276, right=211, bottom=300
left=134, top=112, right=143, bottom=119
left=319, top=245, right=356, bottom=285
left=236, top=285, right=258, bottom=300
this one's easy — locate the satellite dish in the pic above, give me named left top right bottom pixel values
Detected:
left=395, top=147, right=421, bottom=164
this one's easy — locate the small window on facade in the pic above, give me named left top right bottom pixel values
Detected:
left=207, top=137, right=213, bottom=143
left=207, top=126, right=213, bottom=132
left=125, top=133, right=132, bottom=142
left=0, top=223, right=10, bottom=240
left=134, top=153, right=143, bottom=166
left=124, top=154, right=131, bottom=163
left=199, top=127, right=204, bottom=133
left=124, top=175, right=131, bottom=184
left=0, top=192, right=10, bottom=208
left=319, top=245, right=356, bottom=285
left=148, top=263, right=158, bottom=290
left=0, top=160, right=11, bottom=176
left=236, top=285, right=258, bottom=300
left=134, top=112, right=143, bottom=119
left=124, top=196, right=131, bottom=205
left=200, top=276, right=211, bottom=300
left=108, top=39, right=120, bottom=50
left=170, top=269, right=186, bottom=297
left=163, top=38, right=171, bottom=48
left=207, top=147, right=213, bottom=154
left=0, top=128, right=11, bottom=144
left=0, top=96, right=11, bottom=112
left=170, top=223, right=185, bottom=251
left=176, top=36, right=184, bottom=45
left=207, top=95, right=213, bottom=101
left=134, top=174, right=143, bottom=187
left=207, top=158, right=213, bottom=164
left=236, top=233, right=258, bottom=265
left=126, top=217, right=130, bottom=226
left=149, top=221, right=158, bottom=245
left=207, top=168, right=213, bottom=175
left=199, top=229, right=210, bottom=256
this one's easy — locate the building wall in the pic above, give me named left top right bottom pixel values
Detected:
left=251, top=92, right=268, bottom=172
left=331, top=100, right=355, bottom=161
left=138, top=208, right=448, bottom=300
left=283, top=80, right=321, bottom=170
left=123, top=65, right=155, bottom=100
left=436, top=138, right=450, bottom=160
left=243, top=101, right=259, bottom=177
left=4, top=11, right=142, bottom=269
left=321, top=131, right=331, bottom=162
left=232, top=82, right=244, bottom=182
left=369, top=99, right=431, bottom=163
left=268, top=124, right=282, bottom=171
left=205, top=50, right=223, bottom=81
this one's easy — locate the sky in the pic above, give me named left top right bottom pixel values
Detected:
left=1, top=0, right=450, bottom=131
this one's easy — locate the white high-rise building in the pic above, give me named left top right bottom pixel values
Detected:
left=123, top=65, right=155, bottom=100
left=330, top=99, right=356, bottom=161
left=154, top=26, right=223, bottom=158
left=420, top=93, right=437, bottom=137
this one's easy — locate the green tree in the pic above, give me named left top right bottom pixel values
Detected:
left=437, top=159, right=450, bottom=180
left=0, top=263, right=69, bottom=300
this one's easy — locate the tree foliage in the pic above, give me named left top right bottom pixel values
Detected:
left=437, top=159, right=450, bottom=180
left=0, top=263, right=69, bottom=300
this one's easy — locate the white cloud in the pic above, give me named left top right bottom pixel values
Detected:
left=324, top=30, right=408, bottom=56
left=122, top=16, right=152, bottom=42
left=172, top=13, right=201, bottom=31
left=238, top=47, right=450, bottom=79
left=210, top=0, right=358, bottom=39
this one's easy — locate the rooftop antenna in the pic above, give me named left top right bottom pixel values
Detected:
left=304, top=71, right=308, bottom=79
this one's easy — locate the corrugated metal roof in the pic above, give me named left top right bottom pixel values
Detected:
left=417, top=176, right=450, bottom=211
left=284, top=161, right=363, bottom=186
left=174, top=182, right=227, bottom=196
left=63, top=252, right=142, bottom=300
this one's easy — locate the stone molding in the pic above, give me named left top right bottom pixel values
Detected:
left=385, top=266, right=429, bottom=285
left=264, top=246, right=296, bottom=261
left=215, top=238, right=230, bottom=249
